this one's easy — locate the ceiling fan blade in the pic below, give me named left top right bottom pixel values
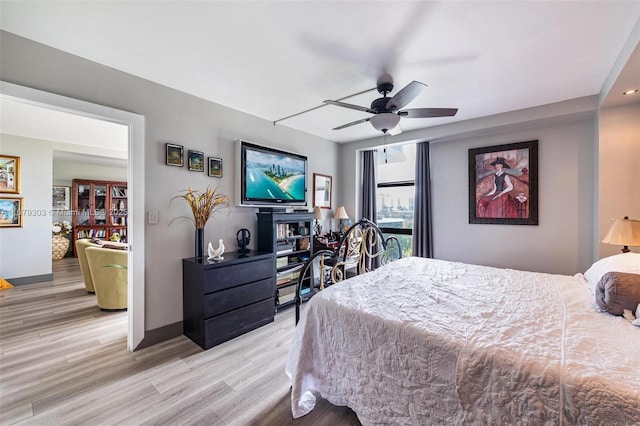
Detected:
left=332, top=117, right=371, bottom=130
left=398, top=108, right=458, bottom=118
left=386, top=80, right=427, bottom=111
left=324, top=100, right=374, bottom=114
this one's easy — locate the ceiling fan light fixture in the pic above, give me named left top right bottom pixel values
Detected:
left=370, top=113, right=400, bottom=133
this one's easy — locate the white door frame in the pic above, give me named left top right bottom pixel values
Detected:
left=1, top=81, right=145, bottom=351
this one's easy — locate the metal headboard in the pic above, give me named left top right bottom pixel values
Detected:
left=294, top=218, right=402, bottom=324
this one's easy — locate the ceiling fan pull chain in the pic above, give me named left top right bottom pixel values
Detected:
left=384, top=133, right=388, bottom=163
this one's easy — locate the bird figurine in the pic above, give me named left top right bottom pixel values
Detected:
left=208, top=239, right=225, bottom=261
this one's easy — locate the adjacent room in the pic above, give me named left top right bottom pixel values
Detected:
left=1, top=1, right=639, bottom=424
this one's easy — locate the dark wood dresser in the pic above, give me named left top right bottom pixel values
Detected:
left=182, top=251, right=275, bottom=350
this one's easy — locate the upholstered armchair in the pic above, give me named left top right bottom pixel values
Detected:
left=85, top=246, right=128, bottom=310
left=76, top=239, right=97, bottom=293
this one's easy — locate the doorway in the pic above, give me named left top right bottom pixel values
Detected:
left=0, top=81, right=145, bottom=350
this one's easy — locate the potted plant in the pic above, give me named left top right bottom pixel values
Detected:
left=170, top=186, right=230, bottom=258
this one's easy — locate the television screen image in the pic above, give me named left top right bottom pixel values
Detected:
left=239, top=141, right=307, bottom=206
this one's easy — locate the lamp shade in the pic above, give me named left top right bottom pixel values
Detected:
left=313, top=206, right=324, bottom=220
left=334, top=206, right=349, bottom=220
left=601, top=216, right=640, bottom=252
left=370, top=113, right=400, bottom=133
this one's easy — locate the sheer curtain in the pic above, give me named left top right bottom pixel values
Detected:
left=361, top=150, right=377, bottom=223
left=413, top=141, right=433, bottom=257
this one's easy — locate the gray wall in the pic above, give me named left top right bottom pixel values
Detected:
left=0, top=31, right=338, bottom=331
left=340, top=108, right=597, bottom=276
left=598, top=102, right=640, bottom=258
left=430, top=119, right=595, bottom=274
left=0, top=135, right=53, bottom=280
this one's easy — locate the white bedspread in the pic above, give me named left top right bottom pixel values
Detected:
left=286, top=257, right=640, bottom=425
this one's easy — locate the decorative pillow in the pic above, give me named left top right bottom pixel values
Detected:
left=584, top=253, right=640, bottom=287
left=594, top=271, right=640, bottom=316
left=102, top=243, right=128, bottom=251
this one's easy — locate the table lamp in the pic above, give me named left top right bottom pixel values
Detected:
left=601, top=216, right=640, bottom=253
left=334, top=206, right=349, bottom=233
left=313, top=206, right=324, bottom=236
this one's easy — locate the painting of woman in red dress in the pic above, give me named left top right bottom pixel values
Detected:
left=469, top=140, right=537, bottom=225
left=477, top=157, right=519, bottom=218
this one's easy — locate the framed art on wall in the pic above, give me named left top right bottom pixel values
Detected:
left=188, top=150, right=204, bottom=172
left=313, top=173, right=332, bottom=209
left=0, top=154, right=20, bottom=194
left=208, top=157, right=222, bottom=178
left=0, top=197, right=23, bottom=227
left=166, top=143, right=184, bottom=167
left=468, top=140, right=538, bottom=225
left=52, top=186, right=70, bottom=210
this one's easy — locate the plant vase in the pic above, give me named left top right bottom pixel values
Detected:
left=52, top=235, right=70, bottom=260
left=195, top=228, right=205, bottom=259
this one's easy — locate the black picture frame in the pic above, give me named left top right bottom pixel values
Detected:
left=188, top=150, right=204, bottom=172
left=208, top=157, right=222, bottom=178
left=468, top=140, right=538, bottom=225
left=165, top=143, right=184, bottom=167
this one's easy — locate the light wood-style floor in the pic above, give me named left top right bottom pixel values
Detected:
left=0, top=258, right=360, bottom=425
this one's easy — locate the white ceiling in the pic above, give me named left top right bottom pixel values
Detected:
left=1, top=1, right=639, bottom=143
left=0, top=97, right=128, bottom=151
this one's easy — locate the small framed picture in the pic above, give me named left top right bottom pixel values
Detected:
left=0, top=197, right=23, bottom=228
left=208, top=157, right=222, bottom=178
left=166, top=143, right=184, bottom=167
left=313, top=173, right=332, bottom=209
left=52, top=186, right=70, bottom=210
left=188, top=150, right=204, bottom=172
left=0, top=154, right=21, bottom=194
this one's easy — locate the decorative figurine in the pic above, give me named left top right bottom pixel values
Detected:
left=207, top=239, right=225, bottom=261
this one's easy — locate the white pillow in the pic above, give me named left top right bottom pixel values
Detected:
left=584, top=253, right=640, bottom=287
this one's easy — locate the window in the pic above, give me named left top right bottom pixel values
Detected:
left=376, top=143, right=415, bottom=257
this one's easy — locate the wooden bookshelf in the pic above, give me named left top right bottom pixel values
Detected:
left=72, top=179, right=127, bottom=256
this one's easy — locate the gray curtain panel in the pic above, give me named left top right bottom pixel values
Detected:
left=361, top=150, right=377, bottom=223
left=361, top=149, right=379, bottom=269
left=413, top=141, right=433, bottom=257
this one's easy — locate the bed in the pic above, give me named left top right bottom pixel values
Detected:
left=286, top=255, right=640, bottom=424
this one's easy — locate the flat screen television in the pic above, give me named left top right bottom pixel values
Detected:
left=236, top=140, right=307, bottom=207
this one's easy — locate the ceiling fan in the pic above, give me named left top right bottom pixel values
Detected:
left=324, top=74, right=458, bottom=134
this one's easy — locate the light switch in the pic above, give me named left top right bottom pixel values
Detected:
left=148, top=210, right=159, bottom=224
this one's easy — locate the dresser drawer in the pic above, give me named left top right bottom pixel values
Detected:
left=204, top=277, right=274, bottom=318
left=204, top=297, right=274, bottom=348
left=204, top=258, right=273, bottom=293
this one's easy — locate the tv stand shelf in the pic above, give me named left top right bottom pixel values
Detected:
left=257, top=211, right=314, bottom=310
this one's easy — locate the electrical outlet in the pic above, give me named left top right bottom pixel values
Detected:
left=148, top=210, right=159, bottom=224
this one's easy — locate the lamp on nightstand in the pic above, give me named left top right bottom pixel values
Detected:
left=334, top=206, right=349, bottom=233
left=601, top=216, right=640, bottom=253
left=313, top=206, right=324, bottom=236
